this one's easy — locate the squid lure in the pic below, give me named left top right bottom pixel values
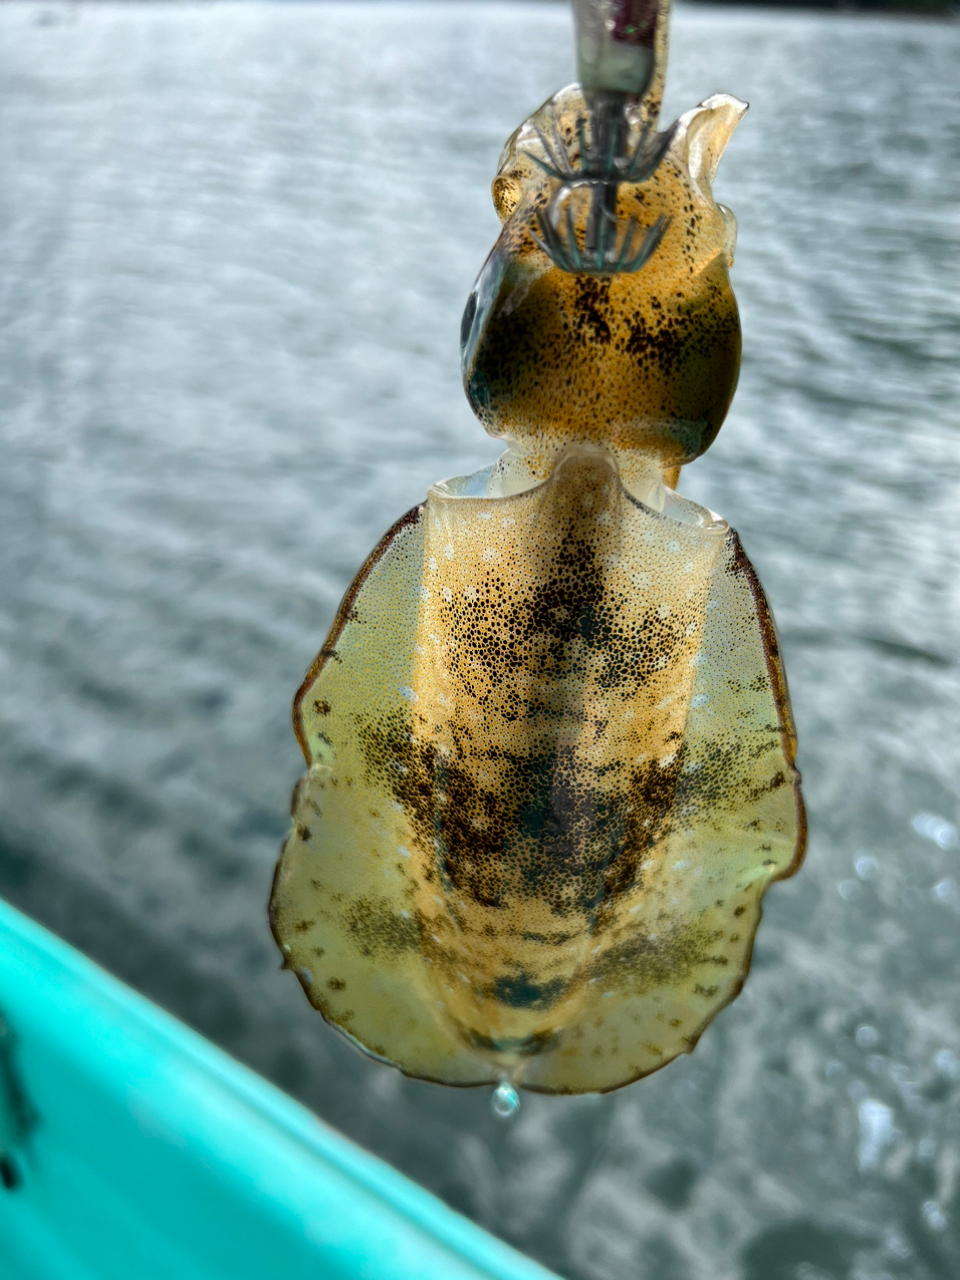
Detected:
left=270, top=0, right=805, bottom=1095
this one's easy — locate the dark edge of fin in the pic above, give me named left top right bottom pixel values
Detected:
left=291, top=503, right=425, bottom=761
left=724, top=528, right=807, bottom=882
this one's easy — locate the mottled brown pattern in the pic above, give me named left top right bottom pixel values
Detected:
left=464, top=87, right=746, bottom=482
left=269, top=0, right=805, bottom=1094
left=271, top=445, right=803, bottom=1091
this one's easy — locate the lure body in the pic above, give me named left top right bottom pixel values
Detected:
left=271, top=0, right=805, bottom=1095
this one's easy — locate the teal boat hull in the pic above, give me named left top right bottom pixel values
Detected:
left=0, top=899, right=557, bottom=1280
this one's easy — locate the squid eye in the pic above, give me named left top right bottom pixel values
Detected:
left=459, top=247, right=505, bottom=385
left=459, top=290, right=478, bottom=356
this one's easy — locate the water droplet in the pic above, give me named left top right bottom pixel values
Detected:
left=912, top=812, right=958, bottom=850
left=922, top=1200, right=947, bottom=1232
left=491, top=1080, right=520, bottom=1120
left=932, top=879, right=956, bottom=904
left=857, top=1097, right=895, bottom=1171
left=854, top=853, right=878, bottom=880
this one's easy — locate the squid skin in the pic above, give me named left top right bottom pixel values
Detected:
left=270, top=0, right=805, bottom=1095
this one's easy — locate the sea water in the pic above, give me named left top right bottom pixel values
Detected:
left=1, top=3, right=959, bottom=1277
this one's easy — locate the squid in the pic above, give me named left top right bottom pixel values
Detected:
left=270, top=0, right=806, bottom=1097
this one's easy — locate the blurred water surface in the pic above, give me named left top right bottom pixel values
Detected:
left=2, top=2, right=960, bottom=1277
